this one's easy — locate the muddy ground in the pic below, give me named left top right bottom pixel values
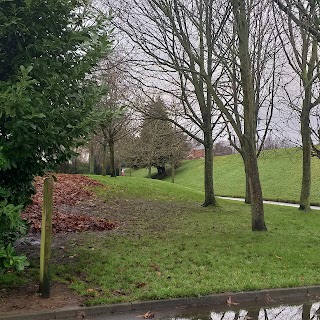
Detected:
left=0, top=191, right=192, bottom=315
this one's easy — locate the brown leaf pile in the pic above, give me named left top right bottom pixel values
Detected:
left=22, top=174, right=116, bottom=233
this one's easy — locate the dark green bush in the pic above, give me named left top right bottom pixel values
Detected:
left=0, top=200, right=29, bottom=272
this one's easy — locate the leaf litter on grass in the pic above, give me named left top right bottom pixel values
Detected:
left=21, top=174, right=116, bottom=233
left=3, top=174, right=117, bottom=314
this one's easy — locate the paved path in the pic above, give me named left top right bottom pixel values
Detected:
left=217, top=196, right=320, bottom=210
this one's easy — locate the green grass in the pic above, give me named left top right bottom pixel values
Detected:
left=49, top=176, right=320, bottom=305
left=91, top=175, right=204, bottom=202
left=125, top=167, right=158, bottom=178
left=3, top=163, right=320, bottom=305
left=129, top=147, right=320, bottom=204
left=0, top=262, right=38, bottom=289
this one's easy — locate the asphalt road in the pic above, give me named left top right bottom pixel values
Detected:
left=217, top=196, right=320, bottom=210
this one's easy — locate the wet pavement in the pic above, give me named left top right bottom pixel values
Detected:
left=156, top=301, right=320, bottom=319
left=60, top=291, right=320, bottom=320
left=64, top=300, right=320, bottom=320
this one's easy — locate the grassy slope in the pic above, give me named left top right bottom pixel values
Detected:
left=51, top=176, right=320, bottom=305
left=91, top=175, right=204, bottom=202
left=129, top=147, right=320, bottom=204
left=124, top=167, right=158, bottom=179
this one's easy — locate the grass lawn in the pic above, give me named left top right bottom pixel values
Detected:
left=44, top=176, right=320, bottom=305
left=130, top=147, right=320, bottom=204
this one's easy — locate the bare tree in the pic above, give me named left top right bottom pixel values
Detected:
left=139, top=111, right=169, bottom=178
left=116, top=130, right=141, bottom=175
left=106, top=0, right=232, bottom=206
left=213, top=0, right=281, bottom=205
left=104, top=0, right=270, bottom=230
left=94, top=56, right=133, bottom=177
left=311, top=110, right=320, bottom=157
left=273, top=0, right=320, bottom=41
left=274, top=0, right=320, bottom=211
left=228, top=0, right=267, bottom=229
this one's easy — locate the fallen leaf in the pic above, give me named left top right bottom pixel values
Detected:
left=135, top=282, right=146, bottom=288
left=21, top=174, right=116, bottom=233
left=144, top=311, right=154, bottom=319
left=266, top=294, right=275, bottom=302
left=226, top=296, right=239, bottom=306
left=112, top=289, right=127, bottom=296
left=136, top=311, right=155, bottom=318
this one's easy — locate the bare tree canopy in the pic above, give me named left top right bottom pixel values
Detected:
left=274, top=0, right=320, bottom=211
left=273, top=0, right=320, bottom=41
left=102, top=0, right=274, bottom=230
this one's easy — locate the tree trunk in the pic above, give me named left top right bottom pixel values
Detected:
left=241, top=154, right=251, bottom=204
left=109, top=140, right=116, bottom=177
left=89, top=140, right=95, bottom=174
left=244, top=142, right=267, bottom=231
left=202, top=129, right=216, bottom=207
left=233, top=0, right=266, bottom=231
left=171, top=158, right=175, bottom=183
left=299, top=94, right=312, bottom=211
left=245, top=171, right=251, bottom=204
left=101, top=144, right=107, bottom=176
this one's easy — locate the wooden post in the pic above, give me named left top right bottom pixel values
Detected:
left=39, top=177, right=53, bottom=298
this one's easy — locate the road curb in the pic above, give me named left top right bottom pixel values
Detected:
left=1, top=286, right=320, bottom=320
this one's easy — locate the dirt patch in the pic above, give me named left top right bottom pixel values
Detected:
left=0, top=282, right=84, bottom=314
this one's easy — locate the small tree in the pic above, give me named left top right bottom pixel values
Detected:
left=169, top=129, right=190, bottom=183
left=139, top=99, right=171, bottom=177
left=138, top=98, right=189, bottom=178
left=116, top=130, right=141, bottom=175
left=94, top=57, right=132, bottom=177
left=0, top=0, right=111, bottom=205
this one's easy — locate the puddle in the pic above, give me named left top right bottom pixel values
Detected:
left=158, top=301, right=320, bottom=320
